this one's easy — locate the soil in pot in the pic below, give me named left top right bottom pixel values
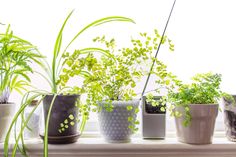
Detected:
left=174, top=104, right=218, bottom=144
left=221, top=95, right=236, bottom=142
left=0, top=103, right=15, bottom=142
left=41, top=94, right=80, bottom=144
left=98, top=99, right=139, bottom=143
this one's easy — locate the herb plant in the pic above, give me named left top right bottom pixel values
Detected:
left=0, top=25, right=43, bottom=103
left=167, top=72, right=225, bottom=126
left=4, top=10, right=135, bottom=157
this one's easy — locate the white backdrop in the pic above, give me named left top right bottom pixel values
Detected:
left=1, top=0, right=236, bottom=132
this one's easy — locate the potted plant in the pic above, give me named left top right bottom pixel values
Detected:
left=81, top=30, right=174, bottom=143
left=4, top=11, right=135, bottom=157
left=220, top=94, right=236, bottom=142
left=167, top=72, right=224, bottom=144
left=0, top=24, right=42, bottom=142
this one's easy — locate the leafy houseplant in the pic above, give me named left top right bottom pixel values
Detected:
left=167, top=72, right=224, bottom=144
left=74, top=30, right=174, bottom=142
left=4, top=11, right=135, bottom=157
left=0, top=25, right=42, bottom=141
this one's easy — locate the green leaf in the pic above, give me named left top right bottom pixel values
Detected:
left=69, top=114, right=74, bottom=120
left=79, top=47, right=116, bottom=61
left=79, top=70, right=92, bottom=78
left=14, top=71, right=31, bottom=82
left=64, top=16, right=135, bottom=53
left=70, top=121, right=75, bottom=126
left=64, top=119, right=68, bottom=124
left=52, top=10, right=74, bottom=93
left=126, top=105, right=133, bottom=111
left=128, top=117, right=133, bottom=122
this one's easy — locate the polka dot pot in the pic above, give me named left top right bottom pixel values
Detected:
left=98, top=100, right=139, bottom=143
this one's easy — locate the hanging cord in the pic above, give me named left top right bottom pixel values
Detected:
left=141, top=0, right=177, bottom=97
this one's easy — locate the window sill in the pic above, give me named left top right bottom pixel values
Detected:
left=1, top=133, right=236, bottom=157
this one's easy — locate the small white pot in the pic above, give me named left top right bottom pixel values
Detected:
left=0, top=103, right=15, bottom=142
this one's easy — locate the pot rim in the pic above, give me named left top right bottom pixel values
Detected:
left=0, top=102, right=15, bottom=105
left=44, top=94, right=80, bottom=97
left=99, top=99, right=140, bottom=107
left=188, top=104, right=218, bottom=106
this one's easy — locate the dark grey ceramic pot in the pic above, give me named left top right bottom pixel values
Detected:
left=98, top=99, right=140, bottom=143
left=175, top=104, right=218, bottom=144
left=42, top=94, right=80, bottom=144
left=221, top=95, right=236, bottom=142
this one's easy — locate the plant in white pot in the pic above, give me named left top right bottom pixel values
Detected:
left=0, top=25, right=42, bottom=141
left=167, top=72, right=225, bottom=144
left=84, top=30, right=174, bottom=143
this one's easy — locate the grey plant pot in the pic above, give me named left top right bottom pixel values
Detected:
left=98, top=99, right=139, bottom=143
left=175, top=104, right=218, bottom=144
left=221, top=95, right=236, bottom=142
left=0, top=103, right=15, bottom=142
left=42, top=94, right=80, bottom=144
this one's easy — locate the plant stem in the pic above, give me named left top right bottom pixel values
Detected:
left=80, top=115, right=87, bottom=134
left=44, top=94, right=57, bottom=157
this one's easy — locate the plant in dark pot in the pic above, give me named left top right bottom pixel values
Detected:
left=0, top=25, right=42, bottom=142
left=220, top=94, right=236, bottom=142
left=85, top=30, right=174, bottom=143
left=4, top=11, right=135, bottom=157
left=167, top=72, right=225, bottom=144
left=42, top=94, right=80, bottom=144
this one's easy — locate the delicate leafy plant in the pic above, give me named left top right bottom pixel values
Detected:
left=145, top=57, right=180, bottom=111
left=167, top=72, right=225, bottom=126
left=4, top=11, right=135, bottom=157
left=0, top=25, right=43, bottom=104
left=61, top=30, right=174, bottom=132
left=82, top=30, right=174, bottom=104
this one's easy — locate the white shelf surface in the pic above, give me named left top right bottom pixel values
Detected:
left=1, top=134, right=236, bottom=157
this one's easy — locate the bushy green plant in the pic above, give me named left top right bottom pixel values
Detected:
left=0, top=25, right=43, bottom=103
left=167, top=72, right=225, bottom=126
left=4, top=11, right=135, bottom=157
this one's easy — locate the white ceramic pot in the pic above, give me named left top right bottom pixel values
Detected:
left=0, top=103, right=15, bottom=142
left=98, top=100, right=139, bottom=143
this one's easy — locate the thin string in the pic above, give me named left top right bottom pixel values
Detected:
left=141, top=0, right=177, bottom=97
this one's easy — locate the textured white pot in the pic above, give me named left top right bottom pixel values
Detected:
left=98, top=100, right=140, bottom=143
left=0, top=103, right=15, bottom=142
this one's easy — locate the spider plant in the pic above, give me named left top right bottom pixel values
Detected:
left=3, top=10, right=135, bottom=157
left=0, top=25, right=43, bottom=104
